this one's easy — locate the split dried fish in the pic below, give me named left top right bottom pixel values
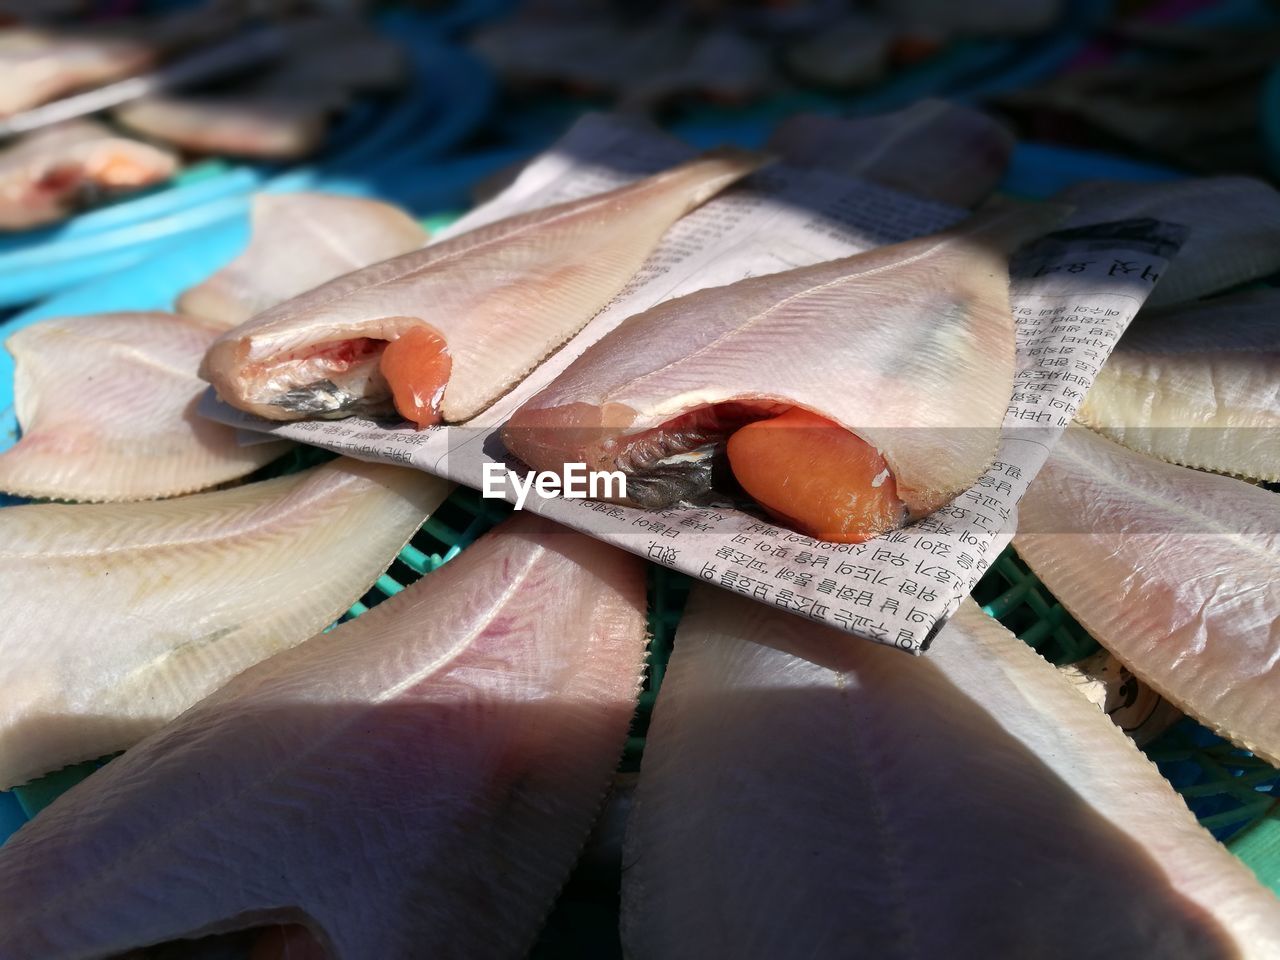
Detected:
left=180, top=193, right=428, bottom=330
left=1077, top=288, right=1280, bottom=481
left=0, top=514, right=647, bottom=960
left=505, top=201, right=1062, bottom=541
left=1058, top=178, right=1280, bottom=307
left=1015, top=426, right=1280, bottom=765
left=0, top=119, right=177, bottom=231
left=768, top=100, right=1014, bottom=208
left=0, top=311, right=291, bottom=501
left=622, top=588, right=1280, bottom=959
left=201, top=150, right=762, bottom=426
left=0, top=458, right=448, bottom=789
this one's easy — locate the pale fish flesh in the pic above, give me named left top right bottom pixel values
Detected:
left=504, top=201, right=1063, bottom=542
left=0, top=119, right=177, bottom=231
left=621, top=589, right=1280, bottom=959
left=0, top=27, right=155, bottom=117
left=0, top=311, right=292, bottom=501
left=1076, top=288, right=1280, bottom=481
left=0, top=458, right=449, bottom=789
left=0, top=5, right=241, bottom=116
left=768, top=100, right=1015, bottom=208
left=0, top=513, right=647, bottom=960
left=1057, top=177, right=1280, bottom=307
left=179, top=193, right=428, bottom=330
left=112, top=18, right=405, bottom=161
left=1014, top=426, right=1280, bottom=765
left=112, top=94, right=334, bottom=161
left=200, top=150, right=763, bottom=426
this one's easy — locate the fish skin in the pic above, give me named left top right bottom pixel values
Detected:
left=768, top=100, right=1015, bottom=209
left=200, top=150, right=763, bottom=424
left=504, top=200, right=1063, bottom=518
left=0, top=514, right=648, bottom=960
left=0, top=458, right=449, bottom=790
left=179, top=194, right=428, bottom=330
left=1057, top=178, right=1280, bottom=307
left=0, top=312, right=292, bottom=501
left=621, top=589, right=1280, bottom=960
left=1014, top=426, right=1280, bottom=765
left=0, top=119, right=177, bottom=231
left=1077, top=288, right=1280, bottom=481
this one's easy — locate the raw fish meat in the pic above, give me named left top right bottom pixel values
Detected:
left=1057, top=178, right=1280, bottom=307
left=180, top=193, right=428, bottom=329
left=0, top=458, right=448, bottom=789
left=0, top=311, right=291, bottom=501
left=201, top=151, right=762, bottom=426
left=0, top=5, right=241, bottom=116
left=0, top=119, right=177, bottom=231
left=0, top=27, right=155, bottom=116
left=1015, top=426, right=1280, bottom=765
left=0, top=514, right=647, bottom=960
left=504, top=201, right=1062, bottom=541
left=113, top=94, right=332, bottom=161
left=113, top=18, right=405, bottom=160
left=622, top=589, right=1280, bottom=959
left=1077, top=288, right=1280, bottom=480
left=768, top=100, right=1014, bottom=208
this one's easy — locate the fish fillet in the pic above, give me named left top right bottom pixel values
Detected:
left=621, top=589, right=1280, bottom=959
left=0, top=5, right=241, bottom=116
left=1077, top=288, right=1280, bottom=481
left=0, top=514, right=647, bottom=960
left=0, top=312, right=292, bottom=501
left=0, top=458, right=449, bottom=790
left=0, top=27, right=155, bottom=117
left=1058, top=177, right=1280, bottom=307
left=767, top=100, right=1015, bottom=208
left=113, top=18, right=405, bottom=161
left=0, top=119, right=177, bottom=231
left=199, top=150, right=763, bottom=426
left=179, top=194, right=428, bottom=330
left=113, top=94, right=333, bottom=161
left=504, top=201, right=1062, bottom=541
left=1014, top=426, right=1280, bottom=765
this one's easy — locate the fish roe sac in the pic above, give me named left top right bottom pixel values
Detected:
left=726, top=407, right=907, bottom=543
left=379, top=326, right=452, bottom=428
